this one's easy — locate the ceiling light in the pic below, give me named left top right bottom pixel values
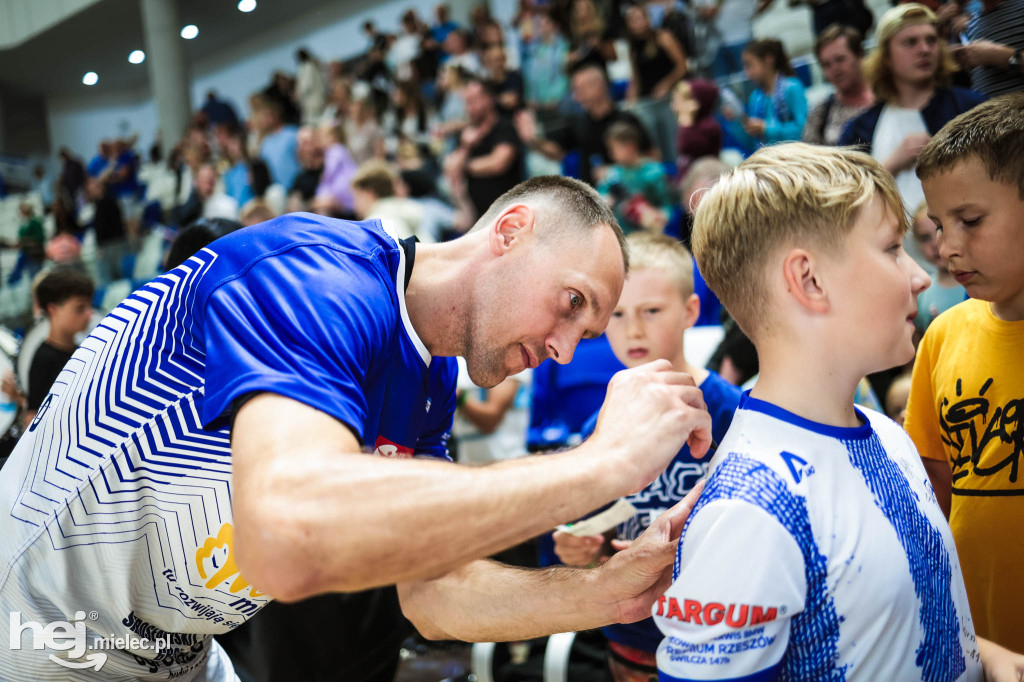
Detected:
left=82, top=72, right=98, bottom=86
left=180, top=24, right=199, bottom=40
left=238, top=0, right=257, bottom=12
left=128, top=50, right=145, bottom=64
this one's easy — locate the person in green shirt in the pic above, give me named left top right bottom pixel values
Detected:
left=5, top=203, right=46, bottom=285
left=597, top=120, right=673, bottom=234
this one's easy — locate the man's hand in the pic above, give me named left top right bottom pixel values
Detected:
left=743, top=117, right=766, bottom=139
left=954, top=40, right=1014, bottom=69
left=553, top=531, right=607, bottom=567
left=589, top=360, right=713, bottom=496
left=593, top=481, right=705, bottom=624
left=979, top=637, right=1024, bottom=681
left=514, top=110, right=539, bottom=145
left=885, top=132, right=932, bottom=174
left=460, top=125, right=486, bottom=149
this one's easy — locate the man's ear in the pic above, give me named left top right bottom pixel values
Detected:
left=488, top=204, right=535, bottom=255
left=781, top=248, right=830, bottom=315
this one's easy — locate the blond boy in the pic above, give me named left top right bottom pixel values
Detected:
left=555, top=233, right=741, bottom=680
left=656, top=143, right=1022, bottom=679
left=907, top=93, right=1024, bottom=653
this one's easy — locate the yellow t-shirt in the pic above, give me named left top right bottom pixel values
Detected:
left=905, top=298, right=1024, bottom=651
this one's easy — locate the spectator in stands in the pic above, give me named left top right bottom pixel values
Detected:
left=312, top=123, right=358, bottom=217
left=110, top=137, right=141, bottom=200
left=174, top=164, right=238, bottom=227
left=625, top=4, right=690, bottom=163
left=32, top=165, right=53, bottom=212
left=482, top=43, right=524, bottom=115
left=22, top=268, right=94, bottom=427
left=514, top=63, right=654, bottom=186
left=598, top=120, right=673, bottom=234
left=319, top=78, right=351, bottom=126
left=257, top=98, right=301, bottom=191
left=435, top=64, right=470, bottom=154
left=201, top=90, right=241, bottom=130
left=389, top=80, right=431, bottom=147
left=910, top=201, right=964, bottom=333
left=679, top=156, right=729, bottom=249
left=444, top=78, right=524, bottom=220
left=345, top=94, right=387, bottom=165
left=723, top=39, right=808, bottom=150
left=566, top=0, right=616, bottom=75
left=953, top=0, right=1024, bottom=97
left=220, top=128, right=254, bottom=208
left=696, top=0, right=758, bottom=79
left=672, top=78, right=721, bottom=178
left=521, top=9, right=570, bottom=118
left=89, top=174, right=129, bottom=286
left=87, top=140, right=114, bottom=178
left=287, top=126, right=325, bottom=213
left=45, top=222, right=83, bottom=269
left=768, top=0, right=872, bottom=38
left=5, top=203, right=46, bottom=285
left=295, top=48, right=327, bottom=125
left=57, top=147, right=86, bottom=209
left=802, top=24, right=875, bottom=146
left=432, top=3, right=460, bottom=47
left=263, top=70, right=301, bottom=126
left=443, top=29, right=482, bottom=75
left=239, top=200, right=274, bottom=227
left=351, top=161, right=430, bottom=242
left=839, top=3, right=986, bottom=217
left=392, top=10, right=426, bottom=83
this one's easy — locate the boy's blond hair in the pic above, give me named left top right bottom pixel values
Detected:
left=916, top=92, right=1024, bottom=199
left=626, top=232, right=694, bottom=301
left=692, top=142, right=905, bottom=340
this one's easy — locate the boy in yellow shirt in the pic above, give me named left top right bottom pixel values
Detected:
left=906, top=92, right=1024, bottom=652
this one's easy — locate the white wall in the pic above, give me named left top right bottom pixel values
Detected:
left=44, top=0, right=463, bottom=159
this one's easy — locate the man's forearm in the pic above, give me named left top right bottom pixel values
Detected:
left=399, top=559, right=612, bottom=642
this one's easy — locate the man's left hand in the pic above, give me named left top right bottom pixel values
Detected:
left=592, top=481, right=704, bottom=624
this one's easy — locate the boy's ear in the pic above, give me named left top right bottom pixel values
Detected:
left=781, top=249, right=830, bottom=315
left=488, top=203, right=535, bottom=256
left=683, top=293, right=701, bottom=329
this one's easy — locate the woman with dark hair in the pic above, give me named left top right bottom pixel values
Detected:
left=723, top=38, right=808, bottom=151
left=624, top=3, right=689, bottom=162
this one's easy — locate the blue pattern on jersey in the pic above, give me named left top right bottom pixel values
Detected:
left=844, top=434, right=965, bottom=682
left=680, top=455, right=848, bottom=681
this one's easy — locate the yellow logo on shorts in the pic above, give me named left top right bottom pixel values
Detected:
left=195, top=523, right=265, bottom=598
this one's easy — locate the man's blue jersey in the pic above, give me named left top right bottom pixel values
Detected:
left=582, top=370, right=741, bottom=653
left=0, top=214, right=456, bottom=681
left=656, top=393, right=981, bottom=682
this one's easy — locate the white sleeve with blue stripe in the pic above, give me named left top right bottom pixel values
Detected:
left=655, top=499, right=806, bottom=681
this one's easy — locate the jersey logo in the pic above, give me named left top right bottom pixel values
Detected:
left=780, top=450, right=813, bottom=484
left=374, top=435, right=414, bottom=458
left=655, top=596, right=779, bottom=627
left=28, top=393, right=53, bottom=433
left=195, top=523, right=266, bottom=598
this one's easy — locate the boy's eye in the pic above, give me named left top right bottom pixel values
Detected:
left=611, top=310, right=623, bottom=318
left=962, top=217, right=981, bottom=227
left=644, top=308, right=661, bottom=315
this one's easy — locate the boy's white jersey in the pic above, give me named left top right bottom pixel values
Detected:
left=655, top=393, right=981, bottom=682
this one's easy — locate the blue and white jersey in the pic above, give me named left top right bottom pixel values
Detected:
left=656, top=393, right=981, bottom=682
left=582, top=371, right=741, bottom=653
left=0, top=214, right=456, bottom=681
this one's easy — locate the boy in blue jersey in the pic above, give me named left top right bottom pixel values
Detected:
left=555, top=232, right=741, bottom=681
left=655, top=142, right=1024, bottom=681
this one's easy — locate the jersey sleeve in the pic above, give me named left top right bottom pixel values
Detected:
left=656, top=498, right=806, bottom=681
left=199, top=245, right=395, bottom=437
left=904, top=325, right=945, bottom=463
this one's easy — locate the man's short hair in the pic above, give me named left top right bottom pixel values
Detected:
left=814, top=24, right=864, bottom=59
left=352, top=161, right=396, bottom=199
left=35, top=268, right=95, bottom=314
left=916, top=93, right=1024, bottom=199
left=692, top=143, right=904, bottom=340
left=626, top=232, right=694, bottom=300
left=473, top=175, right=629, bottom=272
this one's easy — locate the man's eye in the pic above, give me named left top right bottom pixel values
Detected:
left=569, top=292, right=581, bottom=309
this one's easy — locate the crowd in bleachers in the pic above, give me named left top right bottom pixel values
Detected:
left=0, top=0, right=1022, bottom=678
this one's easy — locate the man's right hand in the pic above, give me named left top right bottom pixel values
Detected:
left=589, top=360, right=712, bottom=495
